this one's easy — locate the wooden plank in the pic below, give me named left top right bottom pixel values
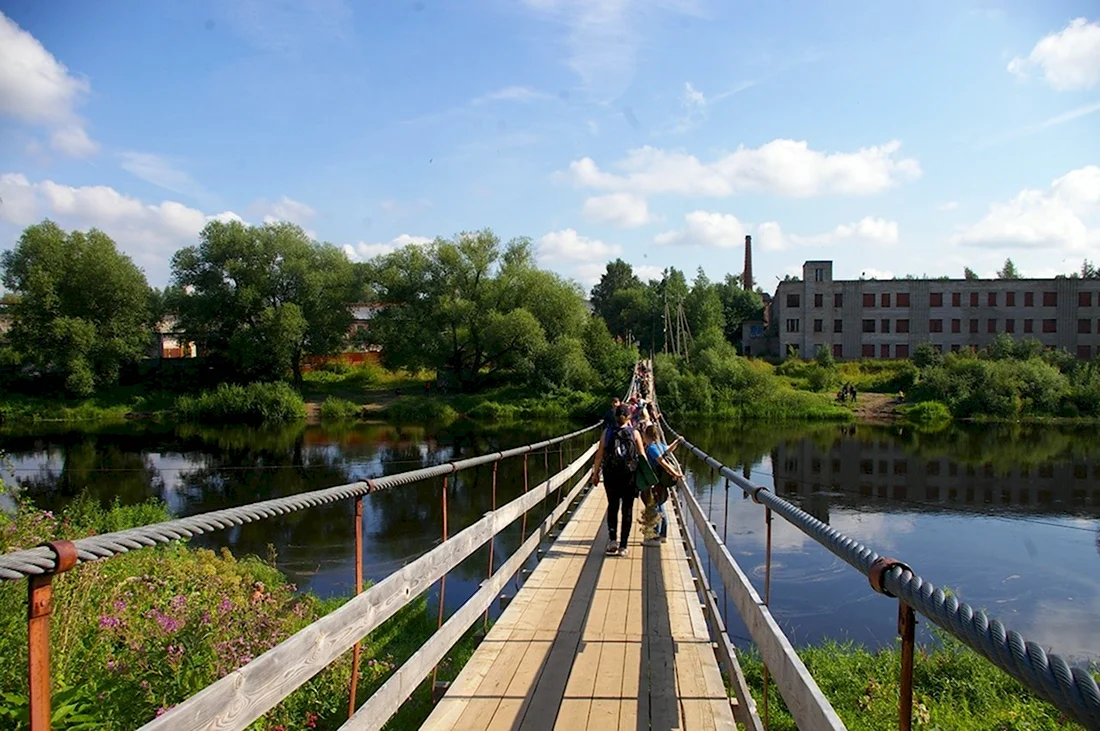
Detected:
left=587, top=639, right=625, bottom=731
left=344, top=468, right=595, bottom=730
left=680, top=480, right=847, bottom=731
left=619, top=641, right=644, bottom=731
left=144, top=444, right=596, bottom=731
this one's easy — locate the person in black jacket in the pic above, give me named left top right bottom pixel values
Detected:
left=602, top=397, right=621, bottom=430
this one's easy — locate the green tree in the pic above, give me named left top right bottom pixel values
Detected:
left=997, top=258, right=1020, bottom=279
left=685, top=268, right=725, bottom=341
left=0, top=221, right=152, bottom=396
left=964, top=267, right=979, bottom=280
left=715, top=274, right=764, bottom=348
left=589, top=259, right=641, bottom=327
left=169, top=221, right=356, bottom=385
left=1081, top=260, right=1098, bottom=279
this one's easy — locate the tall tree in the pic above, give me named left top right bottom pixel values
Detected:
left=0, top=221, right=151, bottom=396
left=685, top=268, right=725, bottom=339
left=964, top=267, right=979, bottom=280
left=1081, top=260, right=1098, bottom=279
left=997, top=258, right=1020, bottom=279
left=590, top=259, right=641, bottom=326
left=715, top=274, right=765, bottom=347
left=170, top=221, right=356, bottom=385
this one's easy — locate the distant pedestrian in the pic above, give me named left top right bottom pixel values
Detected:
left=591, top=404, right=646, bottom=557
left=602, top=397, right=621, bottom=431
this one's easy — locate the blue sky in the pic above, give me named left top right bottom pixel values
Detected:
left=0, top=0, right=1098, bottom=292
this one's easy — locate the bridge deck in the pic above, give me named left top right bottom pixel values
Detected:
left=422, top=483, right=736, bottom=731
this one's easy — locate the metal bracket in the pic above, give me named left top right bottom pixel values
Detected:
left=868, top=557, right=912, bottom=598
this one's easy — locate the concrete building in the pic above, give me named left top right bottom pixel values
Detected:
left=772, top=261, right=1100, bottom=361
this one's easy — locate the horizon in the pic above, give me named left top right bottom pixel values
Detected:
left=0, top=2, right=1097, bottom=293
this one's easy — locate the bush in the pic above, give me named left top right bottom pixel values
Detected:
left=898, top=400, right=952, bottom=428
left=385, top=396, right=458, bottom=423
left=319, top=396, right=360, bottom=420
left=806, top=365, right=839, bottom=392
left=175, top=382, right=306, bottom=424
left=318, top=359, right=352, bottom=374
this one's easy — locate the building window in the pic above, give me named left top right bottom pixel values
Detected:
left=896, top=319, right=910, bottom=333
left=929, top=319, right=943, bottom=333
left=969, top=319, right=979, bottom=334
left=1079, top=345, right=1092, bottom=360
left=862, top=319, right=876, bottom=333
left=897, top=292, right=910, bottom=307
left=951, top=318, right=961, bottom=333
left=881, top=293, right=891, bottom=307
left=1043, top=318, right=1057, bottom=333
left=814, top=293, right=823, bottom=307
left=969, top=292, right=979, bottom=307
left=1006, top=292, right=1015, bottom=306
left=833, top=343, right=843, bottom=359
left=1006, top=318, right=1015, bottom=333
left=951, top=344, right=961, bottom=353
left=987, top=292, right=997, bottom=306
left=1024, top=291, right=1034, bottom=307
left=787, top=293, right=801, bottom=307
left=896, top=344, right=909, bottom=358
left=1043, top=292, right=1057, bottom=307
left=862, top=344, right=875, bottom=358
left=1024, top=319, right=1033, bottom=333
left=1080, top=292, right=1092, bottom=307
left=834, top=293, right=843, bottom=307
left=863, top=293, right=875, bottom=307
left=1079, top=319, right=1092, bottom=334
left=986, top=318, right=997, bottom=333
left=834, top=319, right=843, bottom=333
left=880, top=343, right=890, bottom=358
left=786, top=319, right=800, bottom=333
left=815, top=267, right=824, bottom=282
left=813, top=319, right=823, bottom=332
left=930, top=292, right=943, bottom=307
left=881, top=318, right=890, bottom=333
left=952, top=292, right=961, bottom=307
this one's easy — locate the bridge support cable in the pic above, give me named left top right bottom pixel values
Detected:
left=139, top=441, right=599, bottom=731
left=661, top=420, right=1100, bottom=731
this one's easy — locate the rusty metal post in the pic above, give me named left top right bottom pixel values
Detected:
left=519, top=454, right=530, bottom=592
left=898, top=601, right=916, bottom=731
left=28, top=540, right=78, bottom=731
left=431, top=475, right=450, bottom=692
left=348, top=494, right=366, bottom=718
left=484, top=463, right=498, bottom=631
left=762, top=506, right=773, bottom=729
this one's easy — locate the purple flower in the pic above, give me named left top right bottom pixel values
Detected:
left=218, top=597, right=232, bottom=614
left=157, top=614, right=182, bottom=634
left=99, top=615, right=121, bottom=629
left=200, top=610, right=212, bottom=625
left=113, top=599, right=126, bottom=612
left=106, top=659, right=117, bottom=672
left=155, top=707, right=167, bottom=717
left=170, top=594, right=186, bottom=610
left=140, top=680, right=150, bottom=690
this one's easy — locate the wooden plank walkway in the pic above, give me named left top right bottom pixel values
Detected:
left=422, top=483, right=736, bottom=731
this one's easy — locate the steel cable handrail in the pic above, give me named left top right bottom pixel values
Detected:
left=0, top=424, right=599, bottom=582
left=660, top=420, right=1100, bottom=730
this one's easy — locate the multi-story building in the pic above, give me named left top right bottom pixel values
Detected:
left=772, top=261, right=1100, bottom=360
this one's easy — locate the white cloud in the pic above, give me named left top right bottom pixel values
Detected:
left=537, top=228, right=621, bottom=262
left=938, top=201, right=960, bottom=211
left=586, top=119, right=600, bottom=136
left=565, top=139, right=921, bottom=198
left=0, top=173, right=241, bottom=282
left=654, top=211, right=898, bottom=251
left=581, top=193, right=655, bottom=228
left=342, top=234, right=431, bottom=262
left=654, top=211, right=747, bottom=248
left=0, top=12, right=98, bottom=157
left=635, top=264, right=664, bottom=281
left=1008, top=18, right=1100, bottom=91
left=469, top=86, right=552, bottom=104
left=119, top=152, right=208, bottom=199
left=671, top=80, right=754, bottom=133
left=951, top=165, right=1100, bottom=252
left=858, top=267, right=896, bottom=280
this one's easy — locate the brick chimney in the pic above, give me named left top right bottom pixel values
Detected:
left=743, top=235, right=753, bottom=290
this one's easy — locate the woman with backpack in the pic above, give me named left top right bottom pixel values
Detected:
left=640, top=425, right=682, bottom=546
left=590, top=403, right=648, bottom=556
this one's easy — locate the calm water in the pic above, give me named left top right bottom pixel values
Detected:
left=2, top=419, right=1098, bottom=664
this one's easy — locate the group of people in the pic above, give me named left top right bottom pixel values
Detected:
left=592, top=392, right=681, bottom=557
left=836, top=382, right=858, bottom=403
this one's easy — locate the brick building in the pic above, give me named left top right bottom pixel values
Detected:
left=773, top=261, right=1100, bottom=361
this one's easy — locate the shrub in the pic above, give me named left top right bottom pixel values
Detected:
left=806, top=365, right=839, bottom=392
left=319, top=396, right=360, bottom=420
left=318, top=359, right=352, bottom=374
left=898, top=400, right=952, bottom=428
left=175, top=382, right=306, bottom=424
left=385, top=396, right=458, bottom=423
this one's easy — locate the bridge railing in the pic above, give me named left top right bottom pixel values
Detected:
left=1, top=424, right=599, bottom=731
left=660, top=418, right=1100, bottom=731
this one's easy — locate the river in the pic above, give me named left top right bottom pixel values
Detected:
left=2, top=418, right=1098, bottom=665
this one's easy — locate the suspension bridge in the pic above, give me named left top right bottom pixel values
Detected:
left=2, top=362, right=1098, bottom=731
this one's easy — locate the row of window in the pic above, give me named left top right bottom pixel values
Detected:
left=794, top=342, right=1099, bottom=359
left=786, top=290, right=1097, bottom=309
left=787, top=317, right=1100, bottom=335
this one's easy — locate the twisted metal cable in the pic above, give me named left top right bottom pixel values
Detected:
left=0, top=424, right=598, bottom=582
left=661, top=420, right=1100, bottom=731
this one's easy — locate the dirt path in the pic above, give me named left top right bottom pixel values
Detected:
left=852, top=392, right=901, bottom=424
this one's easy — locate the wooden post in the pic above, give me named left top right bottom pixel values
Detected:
left=348, top=495, right=365, bottom=718
left=28, top=540, right=78, bottom=731
left=762, top=506, right=773, bottom=730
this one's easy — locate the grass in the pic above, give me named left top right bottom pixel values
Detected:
left=174, top=382, right=306, bottom=424
left=319, top=396, right=361, bottom=421
left=0, top=491, right=478, bottom=731
left=0, top=385, right=176, bottom=423
left=738, top=636, right=1085, bottom=730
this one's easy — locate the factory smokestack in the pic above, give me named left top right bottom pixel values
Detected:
left=743, top=235, right=753, bottom=291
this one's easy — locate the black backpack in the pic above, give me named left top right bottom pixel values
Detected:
left=603, top=426, right=638, bottom=483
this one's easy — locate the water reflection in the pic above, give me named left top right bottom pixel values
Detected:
left=2, top=419, right=1098, bottom=663
left=679, top=421, right=1100, bottom=665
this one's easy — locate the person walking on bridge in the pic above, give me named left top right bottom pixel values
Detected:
left=591, top=403, right=646, bottom=557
